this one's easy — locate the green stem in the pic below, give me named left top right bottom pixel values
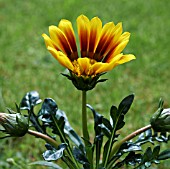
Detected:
left=107, top=124, right=152, bottom=169
left=82, top=90, right=90, bottom=142
left=82, top=90, right=93, bottom=169
left=103, top=121, right=117, bottom=168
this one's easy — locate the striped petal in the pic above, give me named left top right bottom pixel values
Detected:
left=99, top=22, right=123, bottom=61
left=93, top=54, right=123, bottom=74
left=104, top=30, right=130, bottom=63
left=49, top=26, right=72, bottom=58
left=119, top=32, right=130, bottom=42
left=105, top=40, right=129, bottom=63
left=77, top=15, right=90, bottom=57
left=95, top=22, right=115, bottom=54
left=42, top=14, right=136, bottom=81
left=58, top=19, right=78, bottom=60
left=88, top=17, right=102, bottom=58
left=47, top=46, right=74, bottom=71
left=42, top=33, right=58, bottom=49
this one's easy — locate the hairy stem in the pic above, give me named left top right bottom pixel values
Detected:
left=27, top=129, right=59, bottom=148
left=82, top=90, right=93, bottom=169
left=82, top=90, right=90, bottom=142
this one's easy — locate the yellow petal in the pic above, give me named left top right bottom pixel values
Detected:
left=119, top=32, right=130, bottom=42
left=112, top=22, right=123, bottom=42
left=88, top=17, right=102, bottom=58
left=77, top=57, right=90, bottom=75
left=116, top=54, right=136, bottom=64
left=42, top=33, right=57, bottom=49
left=49, top=25, right=72, bottom=56
left=77, top=15, right=90, bottom=57
left=92, top=62, right=112, bottom=74
left=47, top=46, right=74, bottom=71
left=98, top=22, right=123, bottom=59
left=106, top=40, right=129, bottom=63
left=95, top=22, right=115, bottom=55
left=93, top=54, right=123, bottom=74
left=58, top=19, right=78, bottom=54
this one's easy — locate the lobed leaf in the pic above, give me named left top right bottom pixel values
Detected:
left=73, top=146, right=90, bottom=169
left=43, top=143, right=67, bottom=161
left=20, top=91, right=42, bottom=110
left=158, top=149, right=170, bottom=160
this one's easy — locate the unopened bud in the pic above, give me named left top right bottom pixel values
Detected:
left=150, top=99, right=170, bottom=132
left=0, top=112, right=29, bottom=137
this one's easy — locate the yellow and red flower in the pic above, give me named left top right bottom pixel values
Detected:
left=42, top=14, right=135, bottom=90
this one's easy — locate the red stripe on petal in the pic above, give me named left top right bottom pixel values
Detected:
left=59, top=20, right=78, bottom=60
left=49, top=26, right=72, bottom=59
left=77, top=15, right=90, bottom=57
left=88, top=17, right=102, bottom=59
left=94, top=22, right=115, bottom=61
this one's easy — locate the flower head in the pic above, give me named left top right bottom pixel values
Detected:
left=0, top=112, right=29, bottom=137
left=42, top=15, right=135, bottom=90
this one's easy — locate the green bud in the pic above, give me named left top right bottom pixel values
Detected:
left=0, top=112, right=29, bottom=137
left=150, top=99, right=170, bottom=132
left=62, top=72, right=107, bottom=91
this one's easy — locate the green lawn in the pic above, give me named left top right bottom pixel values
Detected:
left=0, top=0, right=170, bottom=168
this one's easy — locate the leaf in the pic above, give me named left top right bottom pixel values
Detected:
left=158, top=149, right=170, bottom=160
left=102, top=95, right=134, bottom=168
left=152, top=145, right=160, bottom=159
left=142, top=147, right=152, bottom=162
left=145, top=129, right=152, bottom=138
left=38, top=98, right=58, bottom=120
left=119, top=142, right=142, bottom=153
left=98, top=124, right=111, bottom=138
left=154, top=132, right=169, bottom=142
left=43, top=143, right=67, bottom=161
left=110, top=94, right=134, bottom=131
left=145, top=161, right=151, bottom=168
left=73, top=146, right=90, bottom=169
left=102, top=118, right=112, bottom=131
left=29, top=161, right=62, bottom=169
left=110, top=105, right=118, bottom=127
left=102, top=140, right=111, bottom=163
left=38, top=99, right=66, bottom=142
left=39, top=100, right=84, bottom=150
left=112, top=152, right=142, bottom=168
left=135, top=129, right=154, bottom=145
left=118, top=94, right=134, bottom=116
left=20, top=91, right=42, bottom=110
left=87, top=104, right=103, bottom=135
left=115, top=117, right=125, bottom=130
left=87, top=104, right=103, bottom=167
left=56, top=109, right=84, bottom=151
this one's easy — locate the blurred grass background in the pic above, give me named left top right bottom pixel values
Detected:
left=0, top=0, right=170, bottom=168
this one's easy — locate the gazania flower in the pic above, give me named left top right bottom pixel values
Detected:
left=42, top=15, right=135, bottom=90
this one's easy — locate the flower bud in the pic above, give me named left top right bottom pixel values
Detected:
left=0, top=112, right=29, bottom=137
left=150, top=99, right=170, bottom=132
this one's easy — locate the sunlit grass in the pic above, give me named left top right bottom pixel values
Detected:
left=0, top=0, right=170, bottom=168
